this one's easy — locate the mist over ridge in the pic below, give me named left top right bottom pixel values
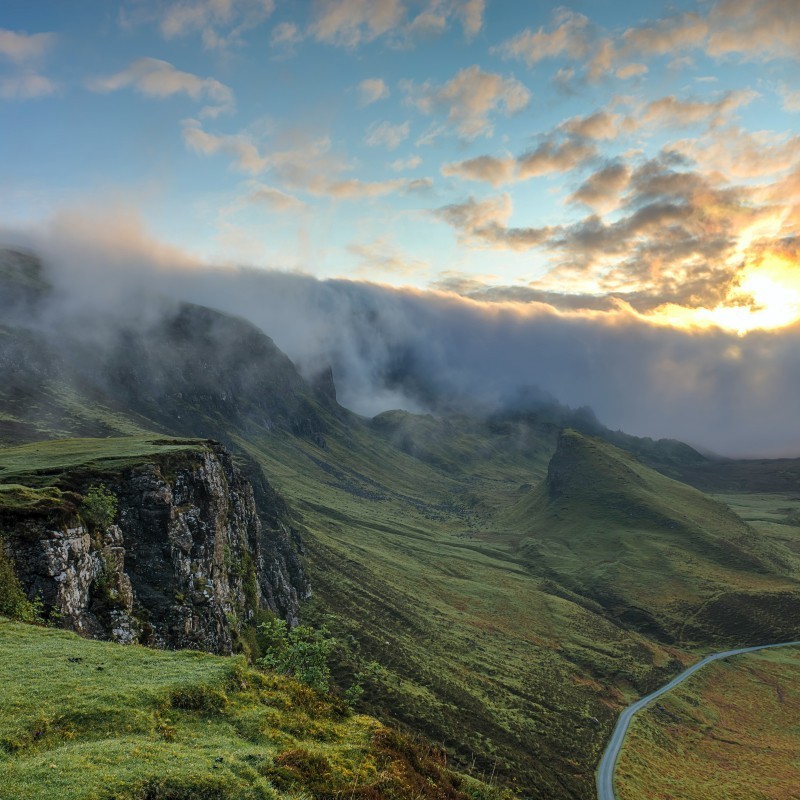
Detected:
left=3, top=211, right=799, bottom=459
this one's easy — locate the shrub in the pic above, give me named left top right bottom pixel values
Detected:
left=257, top=617, right=334, bottom=693
left=80, top=485, right=118, bottom=530
left=0, top=544, right=43, bottom=623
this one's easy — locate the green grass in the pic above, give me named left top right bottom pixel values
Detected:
left=616, top=646, right=800, bottom=800
left=0, top=436, right=206, bottom=488
left=0, top=618, right=494, bottom=800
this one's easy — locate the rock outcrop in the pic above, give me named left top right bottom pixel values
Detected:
left=1, top=441, right=309, bottom=653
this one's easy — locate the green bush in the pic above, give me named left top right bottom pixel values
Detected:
left=257, top=617, right=334, bottom=692
left=80, top=484, right=118, bottom=530
left=0, top=544, right=42, bottom=623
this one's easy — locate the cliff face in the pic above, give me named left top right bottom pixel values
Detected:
left=1, top=441, right=309, bottom=653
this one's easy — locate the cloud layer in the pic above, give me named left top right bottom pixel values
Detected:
left=6, top=211, right=800, bottom=457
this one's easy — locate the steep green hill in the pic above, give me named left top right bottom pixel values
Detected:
left=503, top=431, right=800, bottom=644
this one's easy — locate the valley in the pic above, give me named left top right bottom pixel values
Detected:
left=2, top=252, right=800, bottom=799
left=615, top=644, right=800, bottom=799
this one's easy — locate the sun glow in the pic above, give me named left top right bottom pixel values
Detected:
left=644, top=252, right=800, bottom=335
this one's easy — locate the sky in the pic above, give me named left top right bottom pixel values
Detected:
left=2, top=0, right=800, bottom=455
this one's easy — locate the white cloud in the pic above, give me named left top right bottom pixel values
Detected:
left=457, top=0, right=485, bottom=40
left=182, top=119, right=270, bottom=173
left=270, top=21, right=302, bottom=47
left=0, top=28, right=57, bottom=101
left=441, top=155, right=516, bottom=186
left=309, top=0, right=405, bottom=48
left=780, top=84, right=800, bottom=113
left=159, top=0, right=275, bottom=49
left=358, top=78, right=390, bottom=106
left=0, top=73, right=56, bottom=99
left=0, top=28, right=56, bottom=65
left=493, top=10, right=591, bottom=66
left=244, top=182, right=305, bottom=211
left=389, top=154, right=422, bottom=171
left=364, top=120, right=410, bottom=150
left=88, top=58, right=234, bottom=118
left=404, top=65, right=530, bottom=140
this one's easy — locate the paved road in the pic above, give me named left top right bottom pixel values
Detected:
left=596, top=640, right=800, bottom=800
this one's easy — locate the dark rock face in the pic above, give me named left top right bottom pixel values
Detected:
left=2, top=443, right=309, bottom=653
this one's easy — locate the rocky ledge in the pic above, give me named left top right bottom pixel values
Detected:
left=1, top=440, right=309, bottom=653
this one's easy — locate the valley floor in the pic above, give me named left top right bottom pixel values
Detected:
left=615, top=645, right=800, bottom=800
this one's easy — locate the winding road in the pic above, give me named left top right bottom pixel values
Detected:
left=595, top=640, right=800, bottom=800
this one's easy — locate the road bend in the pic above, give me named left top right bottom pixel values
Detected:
left=596, top=640, right=800, bottom=800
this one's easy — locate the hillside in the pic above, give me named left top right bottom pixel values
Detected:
left=502, top=430, right=800, bottom=644
left=0, top=618, right=494, bottom=800
left=2, top=251, right=800, bottom=798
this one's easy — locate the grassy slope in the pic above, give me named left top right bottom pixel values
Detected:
left=616, top=646, right=800, bottom=800
left=0, top=618, right=495, bottom=800
left=234, top=418, right=702, bottom=798
left=501, top=431, right=800, bottom=644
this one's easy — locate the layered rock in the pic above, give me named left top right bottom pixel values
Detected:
left=2, top=441, right=308, bottom=653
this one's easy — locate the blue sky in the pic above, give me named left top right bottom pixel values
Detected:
left=2, top=0, right=800, bottom=334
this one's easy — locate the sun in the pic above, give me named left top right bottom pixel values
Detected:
left=643, top=252, right=800, bottom=335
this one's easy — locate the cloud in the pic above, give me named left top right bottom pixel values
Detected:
left=435, top=194, right=555, bottom=250
left=364, top=120, right=410, bottom=150
left=668, top=126, right=800, bottom=179
left=307, top=0, right=485, bottom=48
left=560, top=111, right=624, bottom=140
left=0, top=28, right=56, bottom=65
left=89, top=58, right=234, bottom=117
left=441, top=155, right=516, bottom=186
left=157, top=0, right=275, bottom=49
left=358, top=78, right=390, bottom=106
left=322, top=177, right=429, bottom=199
left=621, top=11, right=709, bottom=58
left=493, top=10, right=591, bottom=66
left=779, top=84, right=800, bottom=113
left=433, top=154, right=787, bottom=324
left=270, top=20, right=302, bottom=48
left=641, top=90, right=757, bottom=128
left=389, top=154, right=421, bottom=171
left=309, top=0, right=405, bottom=48
left=7, top=209, right=800, bottom=456
left=348, top=237, right=430, bottom=278
left=706, top=0, right=800, bottom=61
left=243, top=182, right=305, bottom=211
left=568, top=161, right=631, bottom=212
left=615, top=63, right=647, bottom=80
left=440, top=135, right=596, bottom=187
left=457, top=0, right=485, bottom=40
left=0, top=73, right=56, bottom=100
left=182, top=119, right=271, bottom=172
left=182, top=119, right=426, bottom=199
left=518, top=139, right=597, bottom=179
left=10, top=208, right=800, bottom=456
left=0, top=28, right=57, bottom=100
left=403, top=65, right=530, bottom=139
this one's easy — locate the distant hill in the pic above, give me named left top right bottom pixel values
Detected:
left=504, top=430, right=799, bottom=643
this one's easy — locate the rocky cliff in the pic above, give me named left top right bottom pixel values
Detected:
left=0, top=439, right=308, bottom=653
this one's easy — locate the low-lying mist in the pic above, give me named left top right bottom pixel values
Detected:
left=3, top=210, right=799, bottom=458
